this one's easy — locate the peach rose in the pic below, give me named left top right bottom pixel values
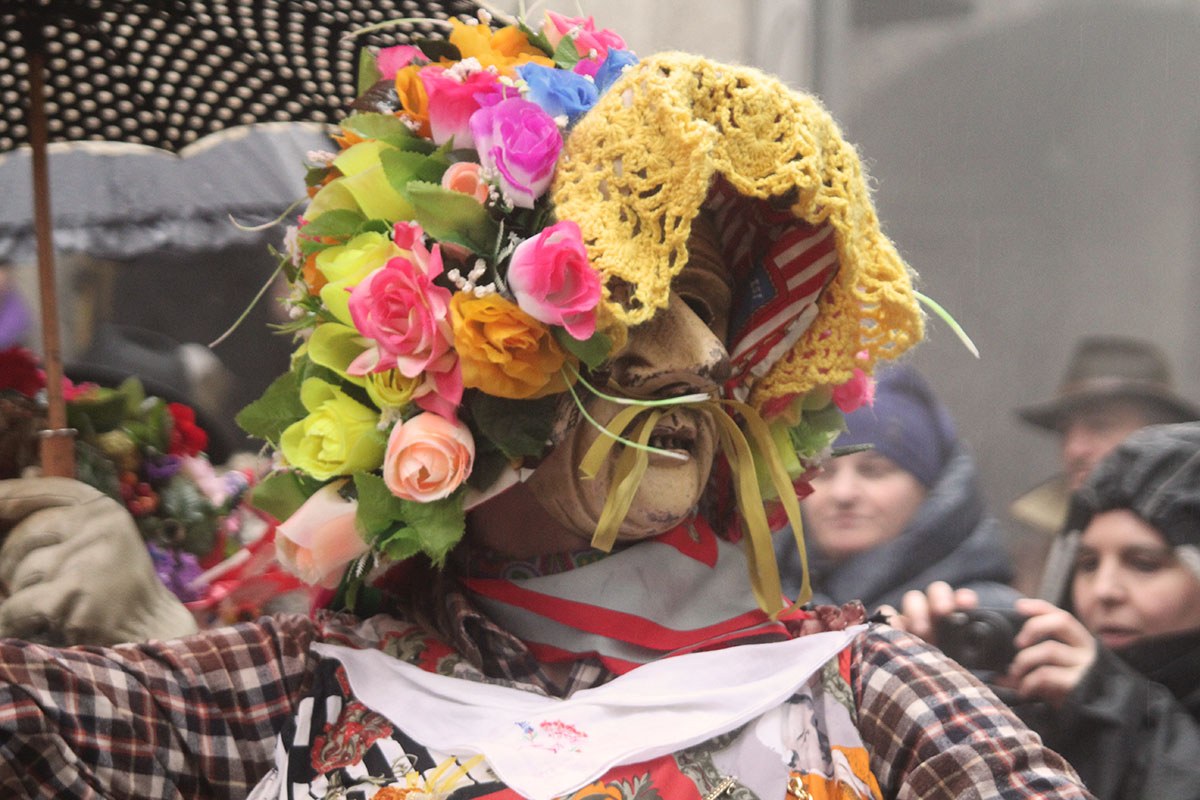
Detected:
left=276, top=481, right=369, bottom=588
left=384, top=412, right=475, bottom=502
left=449, top=292, right=573, bottom=399
left=441, top=161, right=489, bottom=204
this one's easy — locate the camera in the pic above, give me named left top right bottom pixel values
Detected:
left=935, top=607, right=1028, bottom=673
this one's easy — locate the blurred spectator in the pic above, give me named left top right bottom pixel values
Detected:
left=0, top=262, right=32, bottom=348
left=776, top=364, right=1020, bottom=612
left=68, top=323, right=242, bottom=464
left=898, top=423, right=1200, bottom=800
left=1009, top=336, right=1199, bottom=594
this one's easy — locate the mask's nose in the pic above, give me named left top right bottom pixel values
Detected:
left=608, top=291, right=731, bottom=399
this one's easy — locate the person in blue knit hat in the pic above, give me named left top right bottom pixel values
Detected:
left=776, top=363, right=1020, bottom=612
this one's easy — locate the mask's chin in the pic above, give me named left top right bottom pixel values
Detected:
left=525, top=399, right=719, bottom=547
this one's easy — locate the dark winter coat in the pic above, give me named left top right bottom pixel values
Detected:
left=1017, top=628, right=1200, bottom=800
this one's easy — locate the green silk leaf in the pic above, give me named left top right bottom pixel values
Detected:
left=353, top=472, right=408, bottom=537
left=402, top=180, right=500, bottom=254
left=249, top=471, right=325, bottom=522
left=235, top=370, right=306, bottom=444
left=552, top=36, right=580, bottom=69
left=468, top=392, right=557, bottom=460
left=298, top=208, right=366, bottom=240
left=553, top=327, right=612, bottom=370
left=356, top=48, right=384, bottom=97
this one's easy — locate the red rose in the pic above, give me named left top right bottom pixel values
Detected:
left=0, top=347, right=45, bottom=398
left=167, top=402, right=209, bottom=457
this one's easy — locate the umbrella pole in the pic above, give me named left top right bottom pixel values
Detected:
left=27, top=47, right=76, bottom=479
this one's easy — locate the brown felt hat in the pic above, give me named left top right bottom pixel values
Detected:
left=1016, top=336, right=1200, bottom=432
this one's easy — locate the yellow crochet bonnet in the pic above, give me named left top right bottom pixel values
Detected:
left=553, top=52, right=923, bottom=411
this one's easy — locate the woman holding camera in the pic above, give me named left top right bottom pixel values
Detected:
left=898, top=422, right=1200, bottom=800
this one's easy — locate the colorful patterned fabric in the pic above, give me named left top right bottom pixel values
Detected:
left=0, top=599, right=1093, bottom=799
left=256, top=632, right=879, bottom=800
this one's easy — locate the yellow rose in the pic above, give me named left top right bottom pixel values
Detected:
left=449, top=292, right=573, bottom=399
left=365, top=369, right=420, bottom=410
left=280, top=378, right=385, bottom=481
left=316, top=232, right=405, bottom=325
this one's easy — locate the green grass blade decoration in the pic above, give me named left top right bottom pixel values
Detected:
left=209, top=260, right=285, bottom=348
left=562, top=371, right=688, bottom=461
left=564, top=362, right=712, bottom=408
left=915, top=290, right=980, bottom=358
left=228, top=197, right=306, bottom=232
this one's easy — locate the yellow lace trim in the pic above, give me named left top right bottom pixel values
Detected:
left=552, top=52, right=923, bottom=407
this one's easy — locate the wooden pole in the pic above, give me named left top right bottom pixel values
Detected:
left=27, top=46, right=76, bottom=478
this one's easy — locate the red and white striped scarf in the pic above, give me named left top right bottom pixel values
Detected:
left=461, top=517, right=817, bottom=675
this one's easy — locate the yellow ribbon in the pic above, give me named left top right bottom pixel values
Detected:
left=719, top=399, right=812, bottom=611
left=574, top=396, right=812, bottom=617
left=582, top=407, right=665, bottom=552
left=425, top=754, right=486, bottom=792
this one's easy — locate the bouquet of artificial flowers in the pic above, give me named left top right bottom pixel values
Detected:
left=0, top=345, right=246, bottom=603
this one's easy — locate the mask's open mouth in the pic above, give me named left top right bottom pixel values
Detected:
left=648, top=412, right=698, bottom=453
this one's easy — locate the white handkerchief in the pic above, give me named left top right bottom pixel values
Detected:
left=314, top=624, right=864, bottom=800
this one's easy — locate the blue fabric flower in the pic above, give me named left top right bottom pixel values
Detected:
left=517, top=63, right=599, bottom=126
left=594, top=49, right=639, bottom=95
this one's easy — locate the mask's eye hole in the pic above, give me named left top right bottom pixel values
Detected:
left=680, top=293, right=714, bottom=326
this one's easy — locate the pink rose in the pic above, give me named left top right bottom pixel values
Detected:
left=419, top=64, right=501, bottom=149
left=542, top=11, right=626, bottom=59
left=469, top=97, right=562, bottom=209
left=507, top=220, right=601, bottom=340
left=377, top=45, right=422, bottom=78
left=347, top=251, right=455, bottom=380
left=831, top=368, right=875, bottom=413
left=572, top=57, right=602, bottom=79
left=384, top=412, right=475, bottom=502
left=441, top=161, right=489, bottom=204
left=408, top=352, right=464, bottom=422
left=276, top=482, right=369, bottom=588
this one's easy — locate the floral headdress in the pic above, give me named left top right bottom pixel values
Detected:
left=237, top=8, right=924, bottom=615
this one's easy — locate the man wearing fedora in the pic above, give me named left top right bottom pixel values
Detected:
left=1010, top=335, right=1200, bottom=592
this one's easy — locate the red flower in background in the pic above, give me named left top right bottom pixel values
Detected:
left=0, top=347, right=45, bottom=397
left=167, top=402, right=208, bottom=457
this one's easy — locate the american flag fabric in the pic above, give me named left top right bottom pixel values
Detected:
left=706, top=181, right=839, bottom=392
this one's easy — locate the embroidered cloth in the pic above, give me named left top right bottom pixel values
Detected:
left=310, top=627, right=863, bottom=800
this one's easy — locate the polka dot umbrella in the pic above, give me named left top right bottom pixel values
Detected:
left=1, top=0, right=487, bottom=476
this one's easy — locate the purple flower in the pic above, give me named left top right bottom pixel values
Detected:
left=145, top=454, right=182, bottom=482
left=147, top=542, right=206, bottom=603
left=469, top=97, right=562, bottom=209
left=516, top=63, right=598, bottom=126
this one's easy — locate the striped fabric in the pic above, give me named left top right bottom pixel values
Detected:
left=707, top=180, right=839, bottom=392
left=461, top=518, right=809, bottom=674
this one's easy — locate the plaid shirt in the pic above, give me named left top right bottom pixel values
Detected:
left=0, top=594, right=1093, bottom=799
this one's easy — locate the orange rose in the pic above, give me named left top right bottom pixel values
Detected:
left=447, top=20, right=554, bottom=76
left=449, top=292, right=573, bottom=399
left=394, top=64, right=431, bottom=137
